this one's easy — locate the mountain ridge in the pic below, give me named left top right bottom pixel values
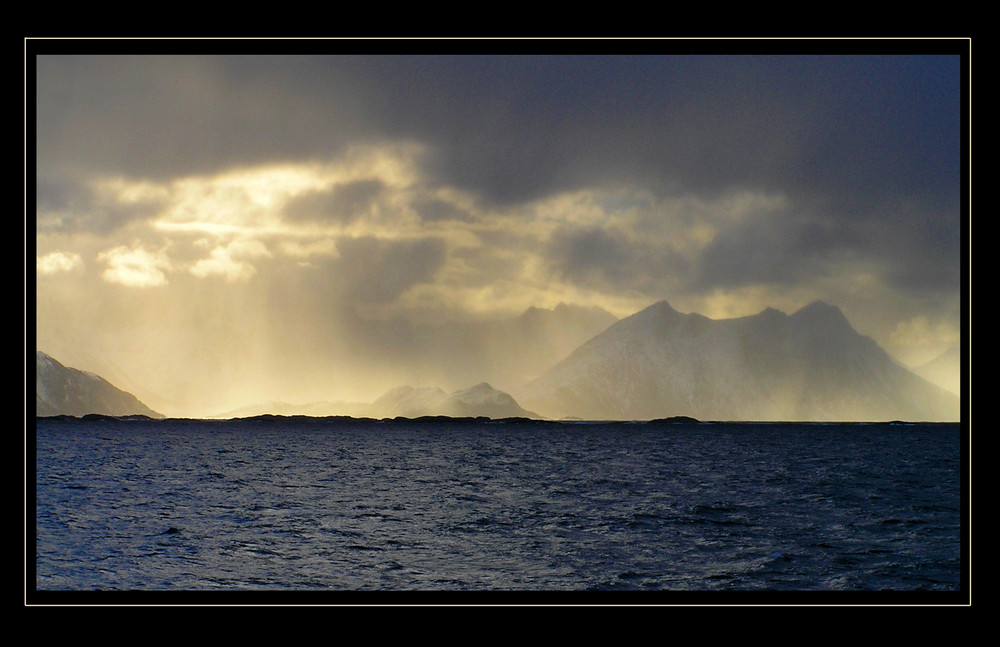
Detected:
left=520, top=300, right=959, bottom=422
left=36, top=351, right=163, bottom=418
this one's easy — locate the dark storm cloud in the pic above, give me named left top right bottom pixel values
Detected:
left=782, top=55, right=961, bottom=208
left=36, top=178, right=94, bottom=229
left=547, top=227, right=632, bottom=286
left=36, top=176, right=165, bottom=234
left=327, top=53, right=961, bottom=212
left=693, top=213, right=850, bottom=289
left=862, top=198, right=962, bottom=294
left=546, top=225, right=686, bottom=292
left=692, top=194, right=961, bottom=295
left=411, top=197, right=474, bottom=223
left=283, top=179, right=386, bottom=223
left=334, top=236, right=447, bottom=304
left=36, top=52, right=961, bottom=207
left=35, top=55, right=374, bottom=181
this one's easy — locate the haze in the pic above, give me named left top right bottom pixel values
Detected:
left=31, top=45, right=965, bottom=418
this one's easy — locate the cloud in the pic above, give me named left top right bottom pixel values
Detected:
left=36, top=176, right=168, bottom=235
left=888, top=313, right=961, bottom=365
left=334, top=236, right=448, bottom=304
left=37, top=251, right=83, bottom=275
left=693, top=213, right=833, bottom=290
left=546, top=226, right=638, bottom=286
left=190, top=239, right=272, bottom=282
left=544, top=223, right=692, bottom=298
left=35, top=53, right=961, bottom=208
left=283, top=179, right=386, bottom=223
left=97, top=244, right=172, bottom=287
left=277, top=237, right=339, bottom=260
left=150, top=163, right=332, bottom=237
left=410, top=196, right=474, bottom=223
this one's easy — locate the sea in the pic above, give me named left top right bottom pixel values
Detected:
left=31, top=416, right=967, bottom=604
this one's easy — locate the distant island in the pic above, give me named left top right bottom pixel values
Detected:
left=648, top=416, right=702, bottom=424
left=212, top=382, right=540, bottom=420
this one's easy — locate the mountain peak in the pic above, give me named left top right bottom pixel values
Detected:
left=794, top=300, right=842, bottom=316
left=601, top=300, right=679, bottom=333
left=651, top=299, right=676, bottom=311
left=791, top=300, right=852, bottom=330
left=632, top=300, right=679, bottom=319
left=455, top=382, right=496, bottom=394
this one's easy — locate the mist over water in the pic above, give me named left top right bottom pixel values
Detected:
left=33, top=418, right=962, bottom=596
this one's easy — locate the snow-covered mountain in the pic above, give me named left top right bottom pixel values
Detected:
left=35, top=351, right=162, bottom=418
left=371, top=383, right=539, bottom=419
left=520, top=300, right=960, bottom=422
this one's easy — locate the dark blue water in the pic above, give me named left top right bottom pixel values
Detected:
left=32, top=417, right=964, bottom=600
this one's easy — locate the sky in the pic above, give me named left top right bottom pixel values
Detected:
left=30, top=41, right=967, bottom=417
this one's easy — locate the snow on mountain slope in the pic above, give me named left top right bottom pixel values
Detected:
left=36, top=351, right=162, bottom=418
left=521, top=301, right=960, bottom=422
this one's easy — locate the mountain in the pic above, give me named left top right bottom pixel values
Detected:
left=521, top=300, right=960, bottom=422
left=36, top=351, right=162, bottom=418
left=370, top=383, right=540, bottom=419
